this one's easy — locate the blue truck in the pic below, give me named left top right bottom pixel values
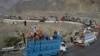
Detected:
left=23, top=35, right=68, bottom=56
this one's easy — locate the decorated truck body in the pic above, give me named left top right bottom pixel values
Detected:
left=23, top=35, right=68, bottom=56
left=74, top=32, right=97, bottom=47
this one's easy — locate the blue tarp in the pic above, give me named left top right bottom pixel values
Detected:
left=23, top=35, right=61, bottom=56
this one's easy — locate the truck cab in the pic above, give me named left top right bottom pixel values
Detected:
left=60, top=41, right=68, bottom=54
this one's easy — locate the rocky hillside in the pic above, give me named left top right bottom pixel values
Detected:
left=0, top=0, right=100, bottom=23
left=9, top=0, right=100, bottom=13
left=0, top=0, right=100, bottom=14
left=0, top=0, right=19, bottom=13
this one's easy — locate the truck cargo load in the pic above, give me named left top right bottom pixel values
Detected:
left=23, top=35, right=68, bottom=56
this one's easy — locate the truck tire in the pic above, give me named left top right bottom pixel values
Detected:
left=38, top=54, right=43, bottom=56
left=57, top=51, right=66, bottom=56
left=85, top=43, right=89, bottom=47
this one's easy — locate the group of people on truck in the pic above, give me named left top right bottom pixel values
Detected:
left=26, top=27, right=43, bottom=41
left=84, top=19, right=100, bottom=36
left=72, top=19, right=100, bottom=44
left=26, top=27, right=62, bottom=41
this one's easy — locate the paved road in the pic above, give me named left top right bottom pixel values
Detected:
left=65, top=29, right=100, bottom=56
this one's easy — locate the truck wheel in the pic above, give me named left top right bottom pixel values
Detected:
left=94, top=37, right=97, bottom=40
left=57, top=51, right=65, bottom=56
left=85, top=43, right=89, bottom=47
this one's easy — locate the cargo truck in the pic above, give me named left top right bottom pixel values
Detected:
left=23, top=35, right=68, bottom=56
left=74, top=31, right=97, bottom=47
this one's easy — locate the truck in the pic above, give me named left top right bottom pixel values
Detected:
left=73, top=19, right=99, bottom=47
left=74, top=30, right=97, bottom=47
left=23, top=35, right=68, bottom=56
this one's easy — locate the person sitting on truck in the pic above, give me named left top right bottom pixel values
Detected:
left=39, top=34, right=45, bottom=40
left=53, top=31, right=58, bottom=39
left=58, top=30, right=63, bottom=37
left=36, top=29, right=42, bottom=36
left=36, top=28, right=43, bottom=40
left=43, top=33, right=50, bottom=40
left=79, top=30, right=84, bottom=38
left=32, top=27, right=37, bottom=37
left=26, top=30, right=32, bottom=40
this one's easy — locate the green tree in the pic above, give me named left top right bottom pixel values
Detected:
left=4, top=36, right=21, bottom=47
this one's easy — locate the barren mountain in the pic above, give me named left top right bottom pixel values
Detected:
left=0, top=0, right=100, bottom=23
left=0, top=0, right=100, bottom=14
left=10, top=0, right=100, bottom=12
